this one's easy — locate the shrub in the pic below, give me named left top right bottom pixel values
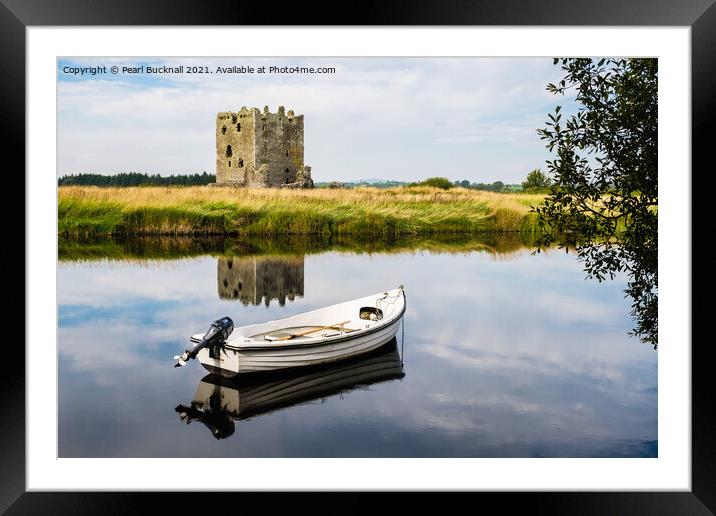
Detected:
left=420, top=177, right=454, bottom=190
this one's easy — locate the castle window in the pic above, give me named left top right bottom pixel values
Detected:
left=285, top=150, right=288, bottom=157
left=226, top=145, right=232, bottom=157
left=228, top=161, right=231, bottom=167
left=238, top=159, right=244, bottom=168
left=221, top=126, right=226, bottom=134
left=236, top=123, right=241, bottom=132
left=285, top=168, right=291, bottom=183
left=263, top=124, right=266, bottom=132
left=232, top=115, right=237, bottom=124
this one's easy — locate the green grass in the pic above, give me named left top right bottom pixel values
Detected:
left=58, top=185, right=547, bottom=238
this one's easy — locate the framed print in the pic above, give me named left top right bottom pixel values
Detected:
left=6, top=0, right=713, bottom=513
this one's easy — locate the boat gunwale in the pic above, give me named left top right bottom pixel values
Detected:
left=205, top=290, right=406, bottom=352
left=227, top=300, right=404, bottom=351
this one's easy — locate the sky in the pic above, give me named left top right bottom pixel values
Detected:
left=57, top=57, right=579, bottom=184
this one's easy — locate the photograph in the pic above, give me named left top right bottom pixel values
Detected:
left=56, top=56, right=659, bottom=459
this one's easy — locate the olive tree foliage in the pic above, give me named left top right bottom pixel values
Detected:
left=535, top=58, right=658, bottom=346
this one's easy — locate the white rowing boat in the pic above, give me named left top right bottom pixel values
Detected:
left=176, top=286, right=405, bottom=377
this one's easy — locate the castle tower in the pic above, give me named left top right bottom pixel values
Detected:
left=215, top=106, right=313, bottom=188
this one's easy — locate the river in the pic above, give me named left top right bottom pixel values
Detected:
left=58, top=235, right=657, bottom=457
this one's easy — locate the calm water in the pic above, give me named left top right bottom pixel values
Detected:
left=58, top=237, right=657, bottom=457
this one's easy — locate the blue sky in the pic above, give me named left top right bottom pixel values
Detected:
left=57, top=57, right=579, bottom=183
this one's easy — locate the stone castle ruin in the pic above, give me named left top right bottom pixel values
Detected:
left=215, top=106, right=313, bottom=188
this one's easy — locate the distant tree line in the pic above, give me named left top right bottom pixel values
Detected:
left=453, top=169, right=552, bottom=193
left=58, top=172, right=216, bottom=187
left=315, top=180, right=409, bottom=189
left=453, top=179, right=520, bottom=192
left=402, top=177, right=524, bottom=192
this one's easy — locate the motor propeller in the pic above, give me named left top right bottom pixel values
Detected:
left=174, top=317, right=234, bottom=368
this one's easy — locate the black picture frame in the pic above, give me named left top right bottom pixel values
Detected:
left=5, top=0, right=711, bottom=513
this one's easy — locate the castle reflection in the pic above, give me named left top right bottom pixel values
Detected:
left=217, top=255, right=304, bottom=306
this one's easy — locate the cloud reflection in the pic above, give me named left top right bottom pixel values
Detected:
left=58, top=246, right=656, bottom=457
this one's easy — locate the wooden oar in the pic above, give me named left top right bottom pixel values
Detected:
left=272, top=320, right=351, bottom=342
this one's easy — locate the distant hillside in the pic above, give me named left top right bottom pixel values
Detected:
left=58, top=172, right=215, bottom=187
left=314, top=179, right=409, bottom=189
left=315, top=178, right=522, bottom=192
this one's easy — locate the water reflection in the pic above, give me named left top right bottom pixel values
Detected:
left=58, top=233, right=657, bottom=457
left=175, top=339, right=404, bottom=440
left=217, top=256, right=304, bottom=306
left=58, top=232, right=536, bottom=262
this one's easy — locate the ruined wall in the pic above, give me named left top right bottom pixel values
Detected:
left=217, top=256, right=304, bottom=307
left=215, top=107, right=256, bottom=184
left=252, top=105, right=304, bottom=185
left=216, top=106, right=310, bottom=187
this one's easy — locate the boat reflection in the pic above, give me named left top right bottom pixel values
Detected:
left=175, top=338, right=405, bottom=439
left=217, top=255, right=304, bottom=306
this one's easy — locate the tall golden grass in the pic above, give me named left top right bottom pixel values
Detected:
left=58, top=185, right=545, bottom=237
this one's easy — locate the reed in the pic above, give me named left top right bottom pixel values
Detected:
left=58, top=185, right=546, bottom=238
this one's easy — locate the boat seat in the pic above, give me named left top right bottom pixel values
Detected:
left=252, top=325, right=360, bottom=342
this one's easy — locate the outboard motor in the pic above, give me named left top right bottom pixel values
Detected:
left=174, top=317, right=234, bottom=368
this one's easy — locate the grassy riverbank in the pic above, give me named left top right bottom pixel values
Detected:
left=58, top=186, right=545, bottom=238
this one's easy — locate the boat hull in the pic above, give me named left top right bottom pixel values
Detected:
left=198, top=313, right=403, bottom=377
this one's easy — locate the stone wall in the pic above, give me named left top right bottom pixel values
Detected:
left=215, top=107, right=257, bottom=184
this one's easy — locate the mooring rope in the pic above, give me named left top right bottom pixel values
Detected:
left=401, top=288, right=406, bottom=367
left=374, top=286, right=406, bottom=367
left=376, top=287, right=402, bottom=312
